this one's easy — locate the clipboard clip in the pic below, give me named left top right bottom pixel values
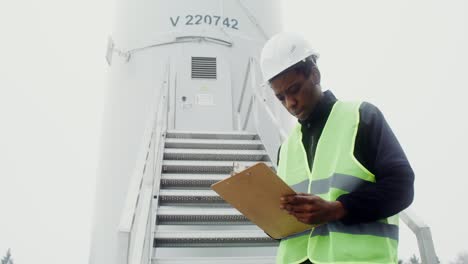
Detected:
left=231, top=162, right=250, bottom=176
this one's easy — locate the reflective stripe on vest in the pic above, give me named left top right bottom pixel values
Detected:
left=311, top=221, right=399, bottom=241
left=290, top=180, right=309, bottom=193
left=276, top=101, right=399, bottom=264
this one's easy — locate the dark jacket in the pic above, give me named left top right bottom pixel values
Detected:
left=277, top=90, right=414, bottom=224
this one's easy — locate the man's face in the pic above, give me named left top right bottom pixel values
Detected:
left=270, top=69, right=320, bottom=121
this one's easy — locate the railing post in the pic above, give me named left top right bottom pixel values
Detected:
left=236, top=58, right=252, bottom=131
left=120, top=61, right=171, bottom=264
left=400, top=209, right=439, bottom=264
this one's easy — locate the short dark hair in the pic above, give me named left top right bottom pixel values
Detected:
left=269, top=55, right=318, bottom=84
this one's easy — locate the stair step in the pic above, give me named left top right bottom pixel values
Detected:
left=152, top=247, right=278, bottom=259
left=164, top=138, right=264, bottom=150
left=152, top=256, right=276, bottom=264
left=166, top=130, right=259, bottom=140
left=153, top=226, right=278, bottom=247
left=161, top=160, right=273, bottom=174
left=163, top=149, right=269, bottom=161
left=157, top=206, right=248, bottom=224
left=161, top=173, right=228, bottom=188
left=158, top=189, right=225, bottom=205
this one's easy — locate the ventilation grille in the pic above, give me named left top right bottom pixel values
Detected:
left=192, top=57, right=217, bottom=79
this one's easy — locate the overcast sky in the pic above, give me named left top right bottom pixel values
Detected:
left=1, top=0, right=467, bottom=263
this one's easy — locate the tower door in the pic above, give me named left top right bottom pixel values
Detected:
left=174, top=46, right=233, bottom=131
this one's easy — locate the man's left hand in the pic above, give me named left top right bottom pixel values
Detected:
left=280, top=193, right=347, bottom=225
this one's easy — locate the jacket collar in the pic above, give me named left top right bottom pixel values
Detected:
left=298, top=90, right=337, bottom=127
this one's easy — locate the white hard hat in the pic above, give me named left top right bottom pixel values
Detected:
left=260, top=32, right=319, bottom=83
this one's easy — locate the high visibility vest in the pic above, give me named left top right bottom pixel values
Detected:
left=276, top=101, right=399, bottom=264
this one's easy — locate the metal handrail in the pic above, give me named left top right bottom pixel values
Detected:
left=128, top=77, right=169, bottom=264
left=118, top=61, right=170, bottom=264
left=237, top=58, right=252, bottom=114
left=400, top=208, right=439, bottom=263
left=248, top=58, right=287, bottom=141
left=144, top=65, right=171, bottom=264
left=239, top=57, right=286, bottom=168
left=242, top=96, right=254, bottom=130
left=253, top=90, right=287, bottom=141
left=145, top=128, right=167, bottom=264
left=118, top=104, right=160, bottom=233
left=118, top=66, right=169, bottom=232
left=236, top=0, right=268, bottom=40
left=107, top=34, right=232, bottom=64
left=236, top=58, right=252, bottom=130
left=235, top=56, right=287, bottom=141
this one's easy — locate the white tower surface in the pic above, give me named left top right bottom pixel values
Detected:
left=90, top=1, right=290, bottom=263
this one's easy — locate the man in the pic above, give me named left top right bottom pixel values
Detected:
left=260, top=32, right=414, bottom=264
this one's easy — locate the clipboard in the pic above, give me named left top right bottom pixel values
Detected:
left=211, top=162, right=313, bottom=239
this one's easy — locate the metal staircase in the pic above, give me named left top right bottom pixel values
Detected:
left=151, top=130, right=279, bottom=263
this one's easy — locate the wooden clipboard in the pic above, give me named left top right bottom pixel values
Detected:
left=211, top=162, right=313, bottom=239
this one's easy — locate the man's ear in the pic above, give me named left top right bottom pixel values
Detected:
left=310, top=66, right=321, bottom=85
